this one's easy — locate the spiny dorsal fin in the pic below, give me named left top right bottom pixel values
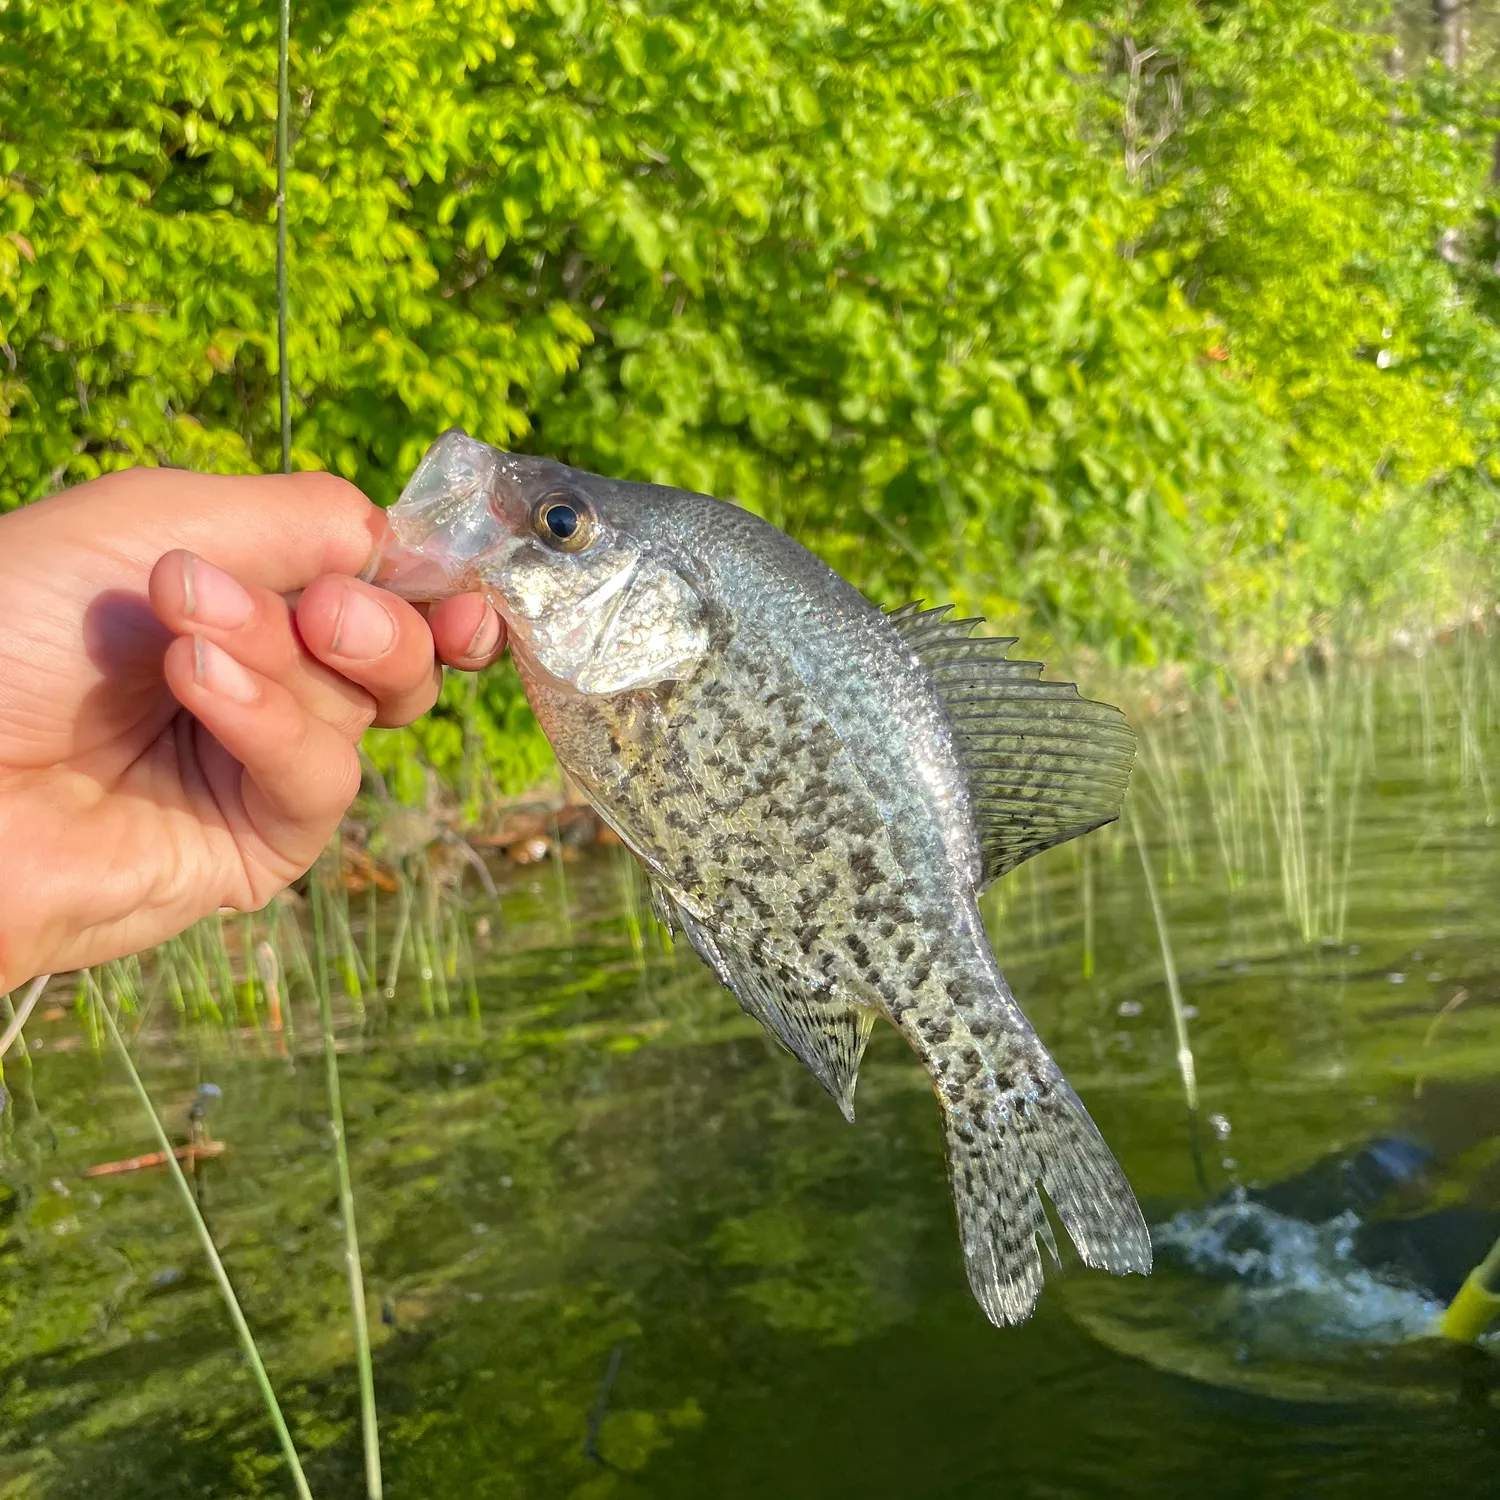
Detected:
left=887, top=603, right=1135, bottom=886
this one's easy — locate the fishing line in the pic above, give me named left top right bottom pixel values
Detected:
left=272, top=14, right=385, bottom=1493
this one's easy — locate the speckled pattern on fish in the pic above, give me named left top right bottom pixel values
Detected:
left=369, top=429, right=1152, bottom=1326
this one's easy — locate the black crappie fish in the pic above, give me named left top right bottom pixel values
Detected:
left=368, top=430, right=1151, bottom=1325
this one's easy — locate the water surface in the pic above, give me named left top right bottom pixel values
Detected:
left=2, top=644, right=1498, bottom=1499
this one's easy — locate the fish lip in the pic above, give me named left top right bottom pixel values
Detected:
left=362, top=428, right=519, bottom=602
left=361, top=531, right=463, bottom=602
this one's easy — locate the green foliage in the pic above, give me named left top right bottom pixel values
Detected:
left=364, top=663, right=555, bottom=808
left=1075, top=0, right=1500, bottom=637
left=3, top=0, right=1499, bottom=788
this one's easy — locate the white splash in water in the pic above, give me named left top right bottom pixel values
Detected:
left=1152, top=1196, right=1444, bottom=1352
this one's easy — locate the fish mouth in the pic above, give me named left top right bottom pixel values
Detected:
left=362, top=428, right=518, bottom=602
left=361, top=531, right=460, bottom=602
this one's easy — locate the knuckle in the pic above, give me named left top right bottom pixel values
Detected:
left=344, top=694, right=380, bottom=738
left=299, top=725, right=358, bottom=797
left=312, top=675, right=378, bottom=740
left=298, top=748, right=363, bottom=821
left=286, top=709, right=321, bottom=773
left=334, top=752, right=362, bottom=807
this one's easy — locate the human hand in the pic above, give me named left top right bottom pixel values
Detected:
left=0, top=467, right=507, bottom=993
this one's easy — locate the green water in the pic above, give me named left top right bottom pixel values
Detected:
left=3, top=644, right=1499, bottom=1499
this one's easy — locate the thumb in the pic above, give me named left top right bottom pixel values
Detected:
left=44, top=468, right=391, bottom=596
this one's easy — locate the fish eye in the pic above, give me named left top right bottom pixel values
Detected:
left=544, top=504, right=579, bottom=539
left=531, top=492, right=597, bottom=553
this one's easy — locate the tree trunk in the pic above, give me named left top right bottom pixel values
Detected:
left=1435, top=0, right=1462, bottom=72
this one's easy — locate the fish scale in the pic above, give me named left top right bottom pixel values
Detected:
left=369, top=427, right=1152, bottom=1327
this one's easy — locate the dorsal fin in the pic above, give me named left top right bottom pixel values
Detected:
left=886, top=603, right=1135, bottom=886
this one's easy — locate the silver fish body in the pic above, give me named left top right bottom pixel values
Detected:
left=370, top=430, right=1151, bottom=1325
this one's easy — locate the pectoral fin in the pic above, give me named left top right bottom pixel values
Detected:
left=647, top=877, right=679, bottom=938
left=668, top=899, right=875, bottom=1122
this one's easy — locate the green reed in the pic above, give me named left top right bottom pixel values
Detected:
left=365, top=877, right=380, bottom=1001
left=275, top=0, right=291, bottom=473
left=454, top=904, right=483, bottom=1025
left=383, top=862, right=415, bottom=1002
left=419, top=853, right=449, bottom=1017
left=99, top=989, right=315, bottom=1500
left=1196, top=660, right=1370, bottom=947
left=310, top=862, right=383, bottom=1499
left=1140, top=632, right=1500, bottom=971
left=616, top=845, right=648, bottom=970
left=1079, top=840, right=1095, bottom=980
left=1127, top=802, right=1199, bottom=1116
left=0, top=973, right=47, bottom=1082
left=1439, top=641, right=1496, bottom=820
left=1192, top=688, right=1254, bottom=893
left=1135, top=716, right=1197, bottom=886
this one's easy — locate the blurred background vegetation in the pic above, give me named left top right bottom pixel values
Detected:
left=3, top=0, right=1499, bottom=792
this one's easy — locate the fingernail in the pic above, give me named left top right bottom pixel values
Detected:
left=465, top=606, right=502, bottom=661
left=183, top=556, right=253, bottom=628
left=194, top=637, right=259, bottom=703
left=331, top=586, right=396, bottom=659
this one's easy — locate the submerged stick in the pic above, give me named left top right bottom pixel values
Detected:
left=1080, top=841, right=1095, bottom=981
left=98, top=997, right=314, bottom=1500
left=311, top=869, right=383, bottom=1499
left=82, top=1141, right=227, bottom=1178
left=0, top=974, right=50, bottom=1061
left=582, top=1342, right=627, bottom=1465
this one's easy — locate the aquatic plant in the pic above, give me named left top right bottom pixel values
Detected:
left=1128, top=802, right=1198, bottom=1117
left=310, top=863, right=382, bottom=1499
left=98, top=991, right=315, bottom=1500
left=3, top=630, right=1498, bottom=1493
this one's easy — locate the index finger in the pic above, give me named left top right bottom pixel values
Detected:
left=296, top=575, right=444, bottom=728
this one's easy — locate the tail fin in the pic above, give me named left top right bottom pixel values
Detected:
left=942, top=1059, right=1151, bottom=1327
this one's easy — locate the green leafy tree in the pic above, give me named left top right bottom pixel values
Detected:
left=3, top=0, right=1498, bottom=789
